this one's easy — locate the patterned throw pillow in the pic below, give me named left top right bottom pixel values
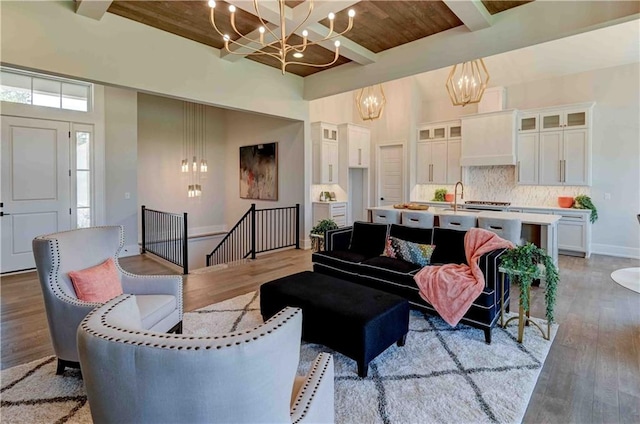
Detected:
left=384, top=236, right=435, bottom=267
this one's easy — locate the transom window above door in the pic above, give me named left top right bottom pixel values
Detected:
left=0, top=68, right=92, bottom=112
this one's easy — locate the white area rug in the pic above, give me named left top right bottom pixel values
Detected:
left=1, top=291, right=557, bottom=424
left=610, top=267, right=640, bottom=294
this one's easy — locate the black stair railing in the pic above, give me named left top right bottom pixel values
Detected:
left=141, top=205, right=188, bottom=274
left=206, top=203, right=300, bottom=267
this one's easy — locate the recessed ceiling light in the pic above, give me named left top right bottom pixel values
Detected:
left=293, top=52, right=304, bottom=58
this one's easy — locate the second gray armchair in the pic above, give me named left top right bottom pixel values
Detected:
left=78, top=295, right=335, bottom=423
left=32, top=226, right=183, bottom=374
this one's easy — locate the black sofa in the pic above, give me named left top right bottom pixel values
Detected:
left=312, top=221, right=510, bottom=343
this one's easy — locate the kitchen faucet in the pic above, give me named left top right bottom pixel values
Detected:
left=453, top=181, right=464, bottom=213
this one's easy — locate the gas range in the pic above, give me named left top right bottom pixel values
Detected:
left=463, top=200, right=511, bottom=211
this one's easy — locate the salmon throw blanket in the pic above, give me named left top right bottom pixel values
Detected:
left=413, top=228, right=514, bottom=326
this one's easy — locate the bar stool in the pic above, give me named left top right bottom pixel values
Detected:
left=438, top=214, right=477, bottom=231
left=477, top=217, right=522, bottom=245
left=372, top=209, right=402, bottom=224
left=401, top=211, right=435, bottom=229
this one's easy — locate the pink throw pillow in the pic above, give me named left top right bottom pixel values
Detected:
left=68, top=258, right=124, bottom=303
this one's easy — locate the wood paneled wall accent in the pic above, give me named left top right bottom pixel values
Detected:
left=481, top=0, right=533, bottom=15
left=108, top=0, right=347, bottom=77
left=108, top=0, right=264, bottom=50
left=319, top=1, right=463, bottom=53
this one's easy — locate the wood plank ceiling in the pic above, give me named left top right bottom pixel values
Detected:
left=107, top=0, right=532, bottom=77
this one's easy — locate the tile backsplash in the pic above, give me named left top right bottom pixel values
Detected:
left=413, top=166, right=590, bottom=207
left=311, top=184, right=347, bottom=202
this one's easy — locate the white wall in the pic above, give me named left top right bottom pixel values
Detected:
left=223, top=110, right=305, bottom=234
left=104, top=87, right=138, bottom=252
left=137, top=94, right=227, bottom=234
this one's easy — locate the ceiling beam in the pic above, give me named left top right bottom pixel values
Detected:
left=75, top=0, right=113, bottom=21
left=303, top=2, right=640, bottom=99
left=220, top=0, right=376, bottom=65
left=443, top=0, right=493, bottom=31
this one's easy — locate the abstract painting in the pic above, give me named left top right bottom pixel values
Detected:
left=239, top=142, right=278, bottom=200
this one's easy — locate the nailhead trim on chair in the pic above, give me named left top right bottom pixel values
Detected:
left=39, top=237, right=102, bottom=308
left=291, top=353, right=332, bottom=424
left=35, top=226, right=183, bottom=315
left=80, top=295, right=301, bottom=349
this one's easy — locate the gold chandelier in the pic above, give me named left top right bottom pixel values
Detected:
left=207, top=0, right=355, bottom=74
left=356, top=85, right=386, bottom=121
left=445, top=58, right=490, bottom=107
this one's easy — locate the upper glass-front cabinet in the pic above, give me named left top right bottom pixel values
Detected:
left=540, top=108, right=589, bottom=131
left=448, top=124, right=462, bottom=139
left=518, top=113, right=539, bottom=133
left=418, top=124, right=448, bottom=141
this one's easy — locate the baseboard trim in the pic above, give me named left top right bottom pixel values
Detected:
left=119, top=244, right=140, bottom=258
left=591, top=243, right=640, bottom=259
left=189, top=225, right=226, bottom=238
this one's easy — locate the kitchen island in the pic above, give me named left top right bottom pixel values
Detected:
left=367, top=206, right=561, bottom=264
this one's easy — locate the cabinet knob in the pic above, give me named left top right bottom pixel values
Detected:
left=380, top=197, right=384, bottom=201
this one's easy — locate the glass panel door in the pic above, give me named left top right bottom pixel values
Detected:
left=541, top=113, right=561, bottom=131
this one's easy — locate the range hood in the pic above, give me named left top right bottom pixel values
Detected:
left=460, top=109, right=517, bottom=166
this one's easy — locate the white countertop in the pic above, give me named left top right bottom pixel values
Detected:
left=410, top=201, right=591, bottom=214
left=369, top=206, right=561, bottom=225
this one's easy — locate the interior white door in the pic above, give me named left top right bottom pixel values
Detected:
left=377, top=144, right=404, bottom=206
left=1, top=116, right=71, bottom=273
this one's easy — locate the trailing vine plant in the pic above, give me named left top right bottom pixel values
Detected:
left=573, top=194, right=598, bottom=224
left=500, top=243, right=559, bottom=323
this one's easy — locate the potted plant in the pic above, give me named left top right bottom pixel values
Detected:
left=311, top=219, right=339, bottom=237
left=500, top=243, right=559, bottom=324
left=573, top=194, right=598, bottom=223
left=433, top=188, right=447, bottom=202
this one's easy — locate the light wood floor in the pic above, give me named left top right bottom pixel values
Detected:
left=1, top=249, right=638, bottom=423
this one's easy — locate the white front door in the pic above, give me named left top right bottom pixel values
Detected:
left=377, top=144, right=404, bottom=206
left=1, top=116, right=71, bottom=273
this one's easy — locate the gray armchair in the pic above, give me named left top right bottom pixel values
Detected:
left=32, top=226, right=182, bottom=374
left=78, top=295, right=335, bottom=423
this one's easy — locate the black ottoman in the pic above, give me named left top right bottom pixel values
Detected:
left=260, top=271, right=409, bottom=377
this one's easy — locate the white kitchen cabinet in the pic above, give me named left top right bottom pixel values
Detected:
left=416, top=120, right=461, bottom=185
left=312, top=122, right=339, bottom=184
left=539, top=129, right=589, bottom=186
left=517, top=133, right=538, bottom=185
left=556, top=210, right=590, bottom=257
left=518, top=113, right=539, bottom=134
left=447, top=123, right=462, bottom=140
left=416, top=141, right=447, bottom=184
left=339, top=123, right=370, bottom=168
left=313, top=201, right=347, bottom=227
left=460, top=110, right=517, bottom=166
left=516, top=206, right=591, bottom=257
left=446, top=141, right=461, bottom=184
left=518, top=103, right=593, bottom=187
left=418, top=124, right=447, bottom=141
left=540, top=107, right=589, bottom=132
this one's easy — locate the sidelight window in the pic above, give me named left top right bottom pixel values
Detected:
left=73, top=125, right=93, bottom=228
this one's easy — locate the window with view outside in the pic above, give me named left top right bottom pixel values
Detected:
left=76, top=131, right=91, bottom=228
left=0, top=68, right=91, bottom=112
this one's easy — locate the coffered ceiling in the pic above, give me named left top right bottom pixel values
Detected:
left=105, top=0, right=531, bottom=77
